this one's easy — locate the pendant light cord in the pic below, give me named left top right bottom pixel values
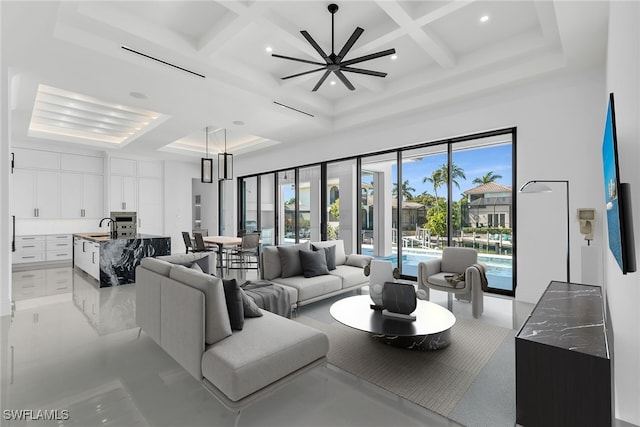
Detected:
left=205, top=126, right=209, bottom=159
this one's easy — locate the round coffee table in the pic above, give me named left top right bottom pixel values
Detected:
left=329, top=295, right=456, bottom=350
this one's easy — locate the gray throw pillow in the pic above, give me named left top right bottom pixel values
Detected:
left=312, top=244, right=336, bottom=270
left=239, top=288, right=263, bottom=318
left=190, top=262, right=203, bottom=273
left=299, top=249, right=330, bottom=278
left=222, top=279, right=244, bottom=330
left=278, top=244, right=305, bottom=278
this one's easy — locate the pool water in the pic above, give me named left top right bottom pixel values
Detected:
left=362, top=248, right=513, bottom=292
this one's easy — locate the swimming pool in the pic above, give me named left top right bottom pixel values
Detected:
left=362, top=247, right=513, bottom=292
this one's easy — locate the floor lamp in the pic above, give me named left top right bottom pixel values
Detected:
left=519, top=180, right=570, bottom=283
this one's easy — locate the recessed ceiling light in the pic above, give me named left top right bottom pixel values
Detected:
left=265, top=46, right=273, bottom=53
left=391, top=55, right=398, bottom=60
left=232, top=120, right=245, bottom=126
left=480, top=15, right=489, bottom=23
left=330, top=81, right=336, bottom=86
left=129, top=91, right=147, bottom=99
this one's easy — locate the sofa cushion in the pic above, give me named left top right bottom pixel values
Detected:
left=299, top=250, right=330, bottom=278
left=278, top=242, right=310, bottom=278
left=345, top=254, right=373, bottom=268
left=239, top=288, right=263, bottom=318
left=201, top=310, right=329, bottom=402
left=222, top=279, right=244, bottom=330
left=158, top=253, right=213, bottom=274
left=272, top=274, right=341, bottom=302
left=261, top=246, right=281, bottom=280
left=311, top=240, right=346, bottom=265
left=329, top=265, right=368, bottom=289
left=140, top=257, right=173, bottom=277
left=312, top=244, right=336, bottom=270
left=169, top=265, right=232, bottom=344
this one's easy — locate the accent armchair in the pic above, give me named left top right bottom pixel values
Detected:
left=417, top=247, right=484, bottom=318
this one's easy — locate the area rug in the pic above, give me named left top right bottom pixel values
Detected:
left=296, top=314, right=510, bottom=417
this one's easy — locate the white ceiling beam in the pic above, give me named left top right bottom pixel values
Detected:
left=197, top=2, right=270, bottom=57
left=374, top=1, right=456, bottom=69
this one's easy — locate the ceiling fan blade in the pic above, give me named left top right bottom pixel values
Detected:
left=301, top=31, right=329, bottom=61
left=272, top=54, right=326, bottom=66
left=312, top=70, right=332, bottom=92
left=336, top=27, right=364, bottom=63
left=340, top=48, right=396, bottom=67
left=341, top=66, right=387, bottom=78
left=334, top=70, right=355, bottom=91
left=281, top=67, right=327, bottom=80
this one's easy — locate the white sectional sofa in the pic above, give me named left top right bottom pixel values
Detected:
left=135, top=253, right=329, bottom=420
left=260, top=240, right=372, bottom=307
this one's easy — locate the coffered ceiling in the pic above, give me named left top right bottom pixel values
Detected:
left=1, top=1, right=608, bottom=159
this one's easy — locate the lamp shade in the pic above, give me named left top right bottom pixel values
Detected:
left=218, top=152, right=233, bottom=180
left=201, top=158, right=213, bottom=183
left=519, top=181, right=552, bottom=193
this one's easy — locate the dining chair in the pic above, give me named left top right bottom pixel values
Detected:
left=182, top=231, right=195, bottom=254
left=226, top=231, right=261, bottom=276
left=193, top=233, right=217, bottom=253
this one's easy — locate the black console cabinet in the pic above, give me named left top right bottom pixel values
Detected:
left=515, top=281, right=612, bottom=427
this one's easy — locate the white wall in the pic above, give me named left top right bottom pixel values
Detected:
left=164, top=160, right=200, bottom=254
left=605, top=1, right=640, bottom=424
left=236, top=66, right=607, bottom=304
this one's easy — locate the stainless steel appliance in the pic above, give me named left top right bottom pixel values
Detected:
left=110, top=211, right=137, bottom=237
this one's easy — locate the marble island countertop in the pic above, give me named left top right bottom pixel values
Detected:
left=73, top=232, right=169, bottom=242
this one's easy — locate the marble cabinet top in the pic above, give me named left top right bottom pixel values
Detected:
left=517, top=281, right=609, bottom=359
left=74, top=233, right=168, bottom=243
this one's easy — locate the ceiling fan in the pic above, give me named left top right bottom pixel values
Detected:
left=272, top=3, right=396, bottom=91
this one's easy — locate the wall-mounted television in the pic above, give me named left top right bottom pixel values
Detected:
left=602, top=92, right=636, bottom=274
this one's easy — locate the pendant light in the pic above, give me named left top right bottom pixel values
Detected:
left=201, top=126, right=213, bottom=183
left=218, top=128, right=233, bottom=180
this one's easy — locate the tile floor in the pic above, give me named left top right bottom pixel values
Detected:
left=2, top=263, right=531, bottom=427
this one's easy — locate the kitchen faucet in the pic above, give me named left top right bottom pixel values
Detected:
left=99, top=217, right=116, bottom=238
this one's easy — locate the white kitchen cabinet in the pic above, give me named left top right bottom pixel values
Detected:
left=111, top=158, right=136, bottom=176
left=13, top=148, right=60, bottom=170
left=138, top=177, right=163, bottom=235
left=73, top=236, right=90, bottom=273
left=13, top=235, right=45, bottom=264
left=60, top=173, right=104, bottom=218
left=12, top=169, right=36, bottom=218
left=46, top=234, right=72, bottom=262
left=88, top=242, right=100, bottom=281
left=12, top=169, right=59, bottom=218
left=73, top=237, right=100, bottom=281
left=110, top=175, right=137, bottom=212
left=61, top=153, right=104, bottom=174
left=35, top=171, right=59, bottom=218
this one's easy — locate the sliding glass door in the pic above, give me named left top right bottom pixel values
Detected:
left=237, top=128, right=515, bottom=295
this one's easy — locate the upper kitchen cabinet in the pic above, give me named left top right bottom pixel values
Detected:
left=12, top=169, right=60, bottom=218
left=110, top=158, right=137, bottom=212
left=12, top=148, right=60, bottom=170
left=60, top=173, right=104, bottom=218
left=60, top=153, right=105, bottom=219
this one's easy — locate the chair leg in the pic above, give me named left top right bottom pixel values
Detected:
left=447, top=293, right=453, bottom=311
left=137, top=327, right=142, bottom=340
left=233, top=410, right=241, bottom=427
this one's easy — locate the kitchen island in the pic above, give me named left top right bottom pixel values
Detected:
left=73, top=233, right=171, bottom=287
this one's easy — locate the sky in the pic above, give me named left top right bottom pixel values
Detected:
left=393, top=143, right=513, bottom=200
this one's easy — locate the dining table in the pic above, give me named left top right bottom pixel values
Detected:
left=202, top=235, right=241, bottom=277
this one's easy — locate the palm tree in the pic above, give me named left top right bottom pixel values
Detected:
left=472, top=171, right=503, bottom=185
left=422, top=162, right=466, bottom=199
left=392, top=180, right=416, bottom=201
